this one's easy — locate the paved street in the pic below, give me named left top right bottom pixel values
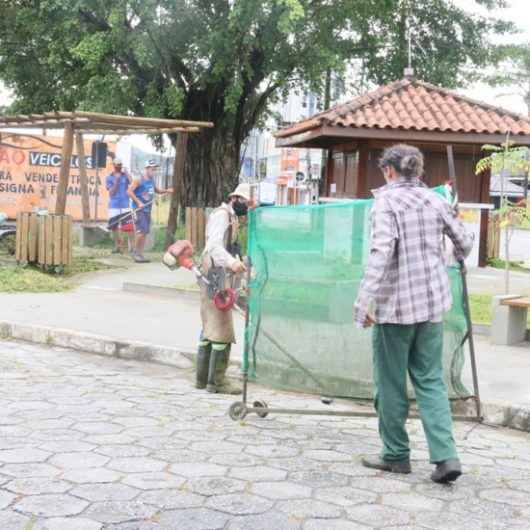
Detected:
left=1, top=340, right=529, bottom=530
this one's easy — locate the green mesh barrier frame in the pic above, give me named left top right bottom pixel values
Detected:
left=244, top=188, right=471, bottom=401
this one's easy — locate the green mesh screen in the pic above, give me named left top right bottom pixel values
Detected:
left=244, top=192, right=471, bottom=400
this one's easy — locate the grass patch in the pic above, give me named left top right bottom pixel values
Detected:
left=469, top=293, right=530, bottom=327
left=0, top=267, right=71, bottom=293
left=0, top=255, right=117, bottom=293
left=487, top=257, right=530, bottom=273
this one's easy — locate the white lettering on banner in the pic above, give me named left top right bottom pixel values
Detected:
left=29, top=151, right=95, bottom=169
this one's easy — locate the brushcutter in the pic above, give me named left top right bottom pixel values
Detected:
left=163, top=240, right=238, bottom=311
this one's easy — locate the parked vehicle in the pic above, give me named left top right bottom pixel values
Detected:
left=0, top=212, right=16, bottom=255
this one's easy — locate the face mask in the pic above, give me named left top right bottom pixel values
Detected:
left=233, top=199, right=248, bottom=217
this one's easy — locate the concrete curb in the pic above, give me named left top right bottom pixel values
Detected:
left=1, top=320, right=529, bottom=433
left=0, top=320, right=196, bottom=371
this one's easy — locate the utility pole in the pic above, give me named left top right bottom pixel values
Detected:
left=320, top=68, right=332, bottom=195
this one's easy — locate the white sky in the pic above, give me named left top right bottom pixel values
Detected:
left=0, top=0, right=529, bottom=143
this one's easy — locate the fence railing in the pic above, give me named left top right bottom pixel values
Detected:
left=487, top=214, right=500, bottom=260
left=185, top=207, right=207, bottom=251
left=16, top=213, right=72, bottom=267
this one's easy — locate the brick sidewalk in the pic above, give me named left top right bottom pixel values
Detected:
left=1, top=340, right=529, bottom=529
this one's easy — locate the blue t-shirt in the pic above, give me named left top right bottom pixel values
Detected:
left=133, top=177, right=155, bottom=213
left=106, top=172, right=130, bottom=209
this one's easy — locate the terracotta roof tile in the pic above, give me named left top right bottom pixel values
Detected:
left=275, top=78, right=530, bottom=139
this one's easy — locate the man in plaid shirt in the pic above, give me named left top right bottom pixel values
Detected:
left=354, top=144, right=473, bottom=484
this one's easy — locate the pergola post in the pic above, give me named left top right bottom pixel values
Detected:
left=166, top=131, right=189, bottom=248
left=75, top=133, right=91, bottom=223
left=55, top=121, right=74, bottom=215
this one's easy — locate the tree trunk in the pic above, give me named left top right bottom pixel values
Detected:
left=182, top=128, right=241, bottom=208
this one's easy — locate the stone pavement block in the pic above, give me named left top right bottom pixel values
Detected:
left=228, top=466, right=287, bottom=482
left=70, top=483, right=139, bottom=502
left=380, top=492, right=445, bottom=512
left=5, top=478, right=71, bottom=495
left=137, top=489, right=205, bottom=510
left=2, top=339, right=530, bottom=530
left=314, top=486, right=377, bottom=506
left=49, top=452, right=110, bottom=469
left=251, top=481, right=312, bottom=500
left=228, top=512, right=302, bottom=530
left=303, top=520, right=368, bottom=530
left=169, top=462, right=227, bottom=478
left=479, top=487, right=530, bottom=506
left=1, top=463, right=60, bottom=478
left=0, top=448, right=51, bottom=464
left=14, top=493, right=89, bottom=517
left=276, top=499, right=343, bottom=519
left=0, top=511, right=31, bottom=530
left=81, top=501, right=158, bottom=524
left=121, top=471, right=185, bottom=490
left=186, top=477, right=247, bottom=496
left=61, top=468, right=123, bottom=484
left=205, top=493, right=273, bottom=515
left=156, top=508, right=229, bottom=530
left=32, top=517, right=103, bottom=530
left=0, top=490, right=16, bottom=510
left=107, top=457, right=166, bottom=473
left=344, top=503, right=411, bottom=527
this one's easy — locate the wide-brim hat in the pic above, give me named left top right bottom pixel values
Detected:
left=229, top=183, right=251, bottom=202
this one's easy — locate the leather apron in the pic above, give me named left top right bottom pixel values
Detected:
left=200, top=207, right=239, bottom=344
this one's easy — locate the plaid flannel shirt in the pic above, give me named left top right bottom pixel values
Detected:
left=353, top=178, right=473, bottom=327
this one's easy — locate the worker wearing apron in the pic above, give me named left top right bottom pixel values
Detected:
left=196, top=183, right=251, bottom=394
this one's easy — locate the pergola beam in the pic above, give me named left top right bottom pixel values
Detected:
left=0, top=109, right=214, bottom=218
left=55, top=121, right=74, bottom=215
left=71, top=111, right=214, bottom=129
left=80, top=127, right=200, bottom=135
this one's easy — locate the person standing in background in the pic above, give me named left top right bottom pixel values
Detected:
left=129, top=160, right=172, bottom=263
left=106, top=158, right=133, bottom=254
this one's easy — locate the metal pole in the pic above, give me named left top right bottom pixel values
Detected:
left=241, top=256, right=252, bottom=406
left=447, top=144, right=483, bottom=422
left=460, top=261, right=482, bottom=421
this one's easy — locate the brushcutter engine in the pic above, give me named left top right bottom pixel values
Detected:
left=163, top=239, right=237, bottom=311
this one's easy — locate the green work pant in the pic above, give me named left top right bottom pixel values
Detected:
left=372, top=321, right=458, bottom=464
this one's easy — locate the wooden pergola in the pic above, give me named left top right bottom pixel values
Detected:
left=0, top=111, right=214, bottom=221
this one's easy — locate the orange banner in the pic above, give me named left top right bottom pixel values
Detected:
left=0, top=134, right=116, bottom=220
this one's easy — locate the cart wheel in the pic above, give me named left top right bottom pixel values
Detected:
left=253, top=400, right=269, bottom=419
left=228, top=401, right=247, bottom=421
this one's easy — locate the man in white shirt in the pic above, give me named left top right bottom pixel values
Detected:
left=196, top=183, right=251, bottom=394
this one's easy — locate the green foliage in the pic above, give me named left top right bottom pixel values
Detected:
left=0, top=1, right=516, bottom=204
left=476, top=142, right=530, bottom=177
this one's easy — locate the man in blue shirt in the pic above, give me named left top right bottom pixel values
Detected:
left=129, top=160, right=172, bottom=263
left=106, top=158, right=133, bottom=253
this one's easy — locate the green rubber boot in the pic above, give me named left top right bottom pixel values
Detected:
left=195, top=339, right=211, bottom=389
left=214, top=344, right=242, bottom=395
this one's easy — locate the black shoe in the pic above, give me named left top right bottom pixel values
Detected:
left=431, top=459, right=462, bottom=484
left=361, top=455, right=411, bottom=474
